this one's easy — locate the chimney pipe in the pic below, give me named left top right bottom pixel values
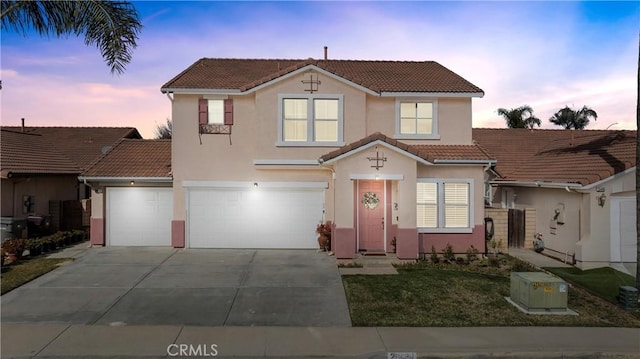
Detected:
left=21, top=118, right=25, bottom=132
left=324, top=46, right=328, bottom=60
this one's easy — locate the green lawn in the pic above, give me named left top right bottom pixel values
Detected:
left=544, top=267, right=636, bottom=303
left=342, top=265, right=640, bottom=327
left=1, top=257, right=71, bottom=295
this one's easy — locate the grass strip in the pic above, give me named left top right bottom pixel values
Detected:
left=1, top=257, right=71, bottom=295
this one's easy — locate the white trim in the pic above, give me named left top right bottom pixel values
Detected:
left=581, top=167, right=636, bottom=190
left=350, top=174, right=404, bottom=180
left=253, top=159, right=320, bottom=166
left=182, top=180, right=329, bottom=189
left=395, top=98, right=439, bottom=139
left=277, top=93, right=345, bottom=147
left=381, top=91, right=484, bottom=98
left=321, top=140, right=433, bottom=166
left=416, top=178, right=474, bottom=233
left=434, top=159, right=496, bottom=165
left=490, top=180, right=583, bottom=189
left=160, top=88, right=241, bottom=95
left=79, top=176, right=172, bottom=183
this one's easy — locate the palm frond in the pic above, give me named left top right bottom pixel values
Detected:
left=1, top=0, right=142, bottom=74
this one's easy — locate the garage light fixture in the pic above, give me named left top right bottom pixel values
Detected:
left=130, top=181, right=135, bottom=186
left=253, top=182, right=258, bottom=188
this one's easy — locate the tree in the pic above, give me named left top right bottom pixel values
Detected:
left=1, top=0, right=142, bottom=74
left=548, top=105, right=598, bottom=130
left=497, top=105, right=541, bottom=129
left=154, top=118, right=172, bottom=139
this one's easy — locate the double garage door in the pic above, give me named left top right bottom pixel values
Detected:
left=106, top=186, right=324, bottom=249
left=188, top=187, right=324, bottom=249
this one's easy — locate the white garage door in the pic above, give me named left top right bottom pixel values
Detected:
left=107, top=187, right=173, bottom=246
left=610, top=197, right=637, bottom=263
left=188, top=187, right=324, bottom=248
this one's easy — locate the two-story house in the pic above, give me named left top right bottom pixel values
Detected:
left=84, top=57, right=494, bottom=259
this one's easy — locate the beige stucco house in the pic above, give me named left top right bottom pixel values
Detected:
left=83, top=57, right=495, bottom=259
left=474, top=128, right=636, bottom=274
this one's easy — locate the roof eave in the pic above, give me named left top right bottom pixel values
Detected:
left=489, top=180, right=583, bottom=189
left=78, top=176, right=173, bottom=183
left=161, top=88, right=241, bottom=95
left=380, top=91, right=485, bottom=98
left=433, top=159, right=496, bottom=166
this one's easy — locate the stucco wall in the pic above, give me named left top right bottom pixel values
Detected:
left=1, top=176, right=79, bottom=218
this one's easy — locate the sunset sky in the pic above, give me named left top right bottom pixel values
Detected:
left=1, top=1, right=638, bottom=138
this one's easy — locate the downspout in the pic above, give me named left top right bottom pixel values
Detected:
left=318, top=159, right=336, bottom=226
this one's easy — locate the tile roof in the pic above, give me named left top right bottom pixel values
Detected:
left=2, top=126, right=141, bottom=170
left=0, top=129, right=81, bottom=178
left=472, top=128, right=636, bottom=186
left=320, top=132, right=494, bottom=164
left=161, top=58, right=483, bottom=94
left=82, top=139, right=171, bottom=178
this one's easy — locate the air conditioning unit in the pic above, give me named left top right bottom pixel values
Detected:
left=510, top=272, right=568, bottom=311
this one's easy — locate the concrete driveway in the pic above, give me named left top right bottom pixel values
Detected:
left=0, top=247, right=351, bottom=327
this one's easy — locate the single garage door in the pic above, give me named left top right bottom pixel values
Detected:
left=107, top=187, right=173, bottom=246
left=188, top=187, right=324, bottom=248
left=610, top=197, right=636, bottom=263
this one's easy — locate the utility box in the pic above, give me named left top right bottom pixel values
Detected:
left=510, top=272, right=568, bottom=311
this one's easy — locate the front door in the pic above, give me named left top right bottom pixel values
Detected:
left=358, top=180, right=385, bottom=251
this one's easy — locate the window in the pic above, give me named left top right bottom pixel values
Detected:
left=417, top=179, right=472, bottom=232
left=396, top=99, right=438, bottom=139
left=278, top=94, right=343, bottom=146
left=207, top=99, right=224, bottom=124
left=198, top=98, right=233, bottom=134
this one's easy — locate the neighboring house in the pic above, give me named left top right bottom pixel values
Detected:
left=0, top=126, right=141, bottom=237
left=84, top=57, right=495, bottom=260
left=474, top=128, right=636, bottom=274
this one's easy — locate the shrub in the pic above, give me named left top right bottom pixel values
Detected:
left=455, top=257, right=467, bottom=265
left=442, top=243, right=455, bottom=263
left=26, top=238, right=43, bottom=257
left=466, top=245, right=479, bottom=263
left=2, top=238, right=27, bottom=260
left=430, top=245, right=439, bottom=264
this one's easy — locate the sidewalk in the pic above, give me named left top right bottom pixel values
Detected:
left=509, top=248, right=573, bottom=268
left=2, top=324, right=639, bottom=358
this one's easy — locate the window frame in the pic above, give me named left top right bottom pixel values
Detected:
left=417, top=178, right=474, bottom=233
left=277, top=94, right=344, bottom=147
left=395, top=98, right=439, bottom=139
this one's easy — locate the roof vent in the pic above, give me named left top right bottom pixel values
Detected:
left=101, top=145, right=113, bottom=154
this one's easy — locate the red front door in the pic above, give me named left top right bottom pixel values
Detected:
left=358, top=180, right=385, bottom=251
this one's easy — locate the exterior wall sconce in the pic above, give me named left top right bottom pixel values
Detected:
left=597, top=193, right=606, bottom=207
left=253, top=182, right=258, bottom=188
left=130, top=181, right=135, bottom=186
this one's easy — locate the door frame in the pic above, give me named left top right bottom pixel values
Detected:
left=356, top=179, right=387, bottom=252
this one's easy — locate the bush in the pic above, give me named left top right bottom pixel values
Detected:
left=26, top=238, right=43, bottom=257
left=442, top=243, right=455, bottom=263
left=466, top=245, right=479, bottom=263
left=2, top=238, right=27, bottom=262
left=430, top=245, right=439, bottom=264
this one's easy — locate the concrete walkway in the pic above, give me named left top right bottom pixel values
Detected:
left=509, top=248, right=573, bottom=268
left=2, top=324, right=639, bottom=358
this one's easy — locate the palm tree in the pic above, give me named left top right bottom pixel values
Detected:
left=154, top=118, right=172, bottom=139
left=497, top=105, right=541, bottom=129
left=549, top=105, right=598, bottom=130
left=1, top=0, right=142, bottom=74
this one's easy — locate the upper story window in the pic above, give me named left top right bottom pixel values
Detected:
left=395, top=99, right=439, bottom=139
left=278, top=94, right=344, bottom=146
left=207, top=99, right=224, bottom=124
left=417, top=178, right=473, bottom=233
